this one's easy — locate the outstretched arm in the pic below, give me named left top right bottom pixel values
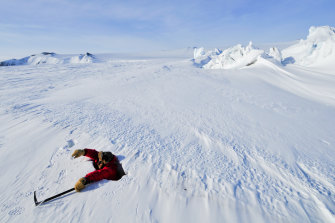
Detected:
left=83, top=148, right=99, bottom=160
left=71, top=148, right=99, bottom=160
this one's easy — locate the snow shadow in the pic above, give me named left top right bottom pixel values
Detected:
left=282, top=56, right=295, bottom=65
left=117, top=155, right=125, bottom=162
left=85, top=180, right=109, bottom=192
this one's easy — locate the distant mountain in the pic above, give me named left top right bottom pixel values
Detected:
left=0, top=52, right=96, bottom=66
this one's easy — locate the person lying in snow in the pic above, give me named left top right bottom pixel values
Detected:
left=71, top=148, right=126, bottom=192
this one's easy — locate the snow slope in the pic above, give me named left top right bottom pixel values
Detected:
left=1, top=27, right=335, bottom=222
left=1, top=51, right=335, bottom=223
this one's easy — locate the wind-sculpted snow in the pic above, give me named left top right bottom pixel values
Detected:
left=193, top=42, right=264, bottom=69
left=282, top=26, right=335, bottom=67
left=267, top=47, right=283, bottom=64
left=0, top=53, right=335, bottom=222
left=194, top=26, right=335, bottom=70
left=0, top=52, right=96, bottom=66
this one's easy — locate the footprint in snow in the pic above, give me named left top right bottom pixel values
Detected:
left=1, top=201, right=16, bottom=212
left=8, top=207, right=24, bottom=216
left=67, top=139, right=76, bottom=148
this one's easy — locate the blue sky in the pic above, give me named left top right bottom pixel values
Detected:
left=1, top=0, right=335, bottom=59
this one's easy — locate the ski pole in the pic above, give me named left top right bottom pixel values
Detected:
left=34, top=188, right=75, bottom=206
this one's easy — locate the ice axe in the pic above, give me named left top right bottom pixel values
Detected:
left=34, top=188, right=75, bottom=206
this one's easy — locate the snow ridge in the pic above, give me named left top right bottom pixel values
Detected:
left=193, top=42, right=264, bottom=69
left=69, top=52, right=95, bottom=64
left=0, top=52, right=96, bottom=66
left=282, top=26, right=335, bottom=67
left=194, top=26, right=335, bottom=69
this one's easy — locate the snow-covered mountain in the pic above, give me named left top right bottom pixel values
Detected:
left=0, top=52, right=96, bottom=66
left=1, top=26, right=335, bottom=223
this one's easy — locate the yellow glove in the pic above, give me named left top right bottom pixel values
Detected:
left=72, top=149, right=85, bottom=158
left=75, top=177, right=87, bottom=192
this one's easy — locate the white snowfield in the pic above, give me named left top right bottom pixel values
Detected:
left=0, top=26, right=335, bottom=222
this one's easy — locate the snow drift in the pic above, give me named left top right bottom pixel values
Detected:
left=194, top=25, right=335, bottom=69
left=282, top=26, right=335, bottom=67
left=193, top=42, right=264, bottom=69
left=0, top=52, right=96, bottom=66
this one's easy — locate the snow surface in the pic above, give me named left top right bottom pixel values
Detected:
left=1, top=26, right=335, bottom=222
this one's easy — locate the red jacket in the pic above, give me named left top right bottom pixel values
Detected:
left=84, top=149, right=123, bottom=183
